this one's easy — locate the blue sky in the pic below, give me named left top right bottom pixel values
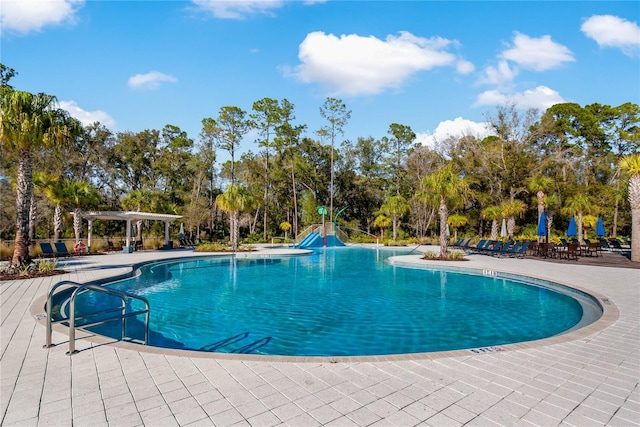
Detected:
left=2, top=0, right=639, bottom=159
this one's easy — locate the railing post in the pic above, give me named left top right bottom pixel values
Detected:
left=67, top=289, right=78, bottom=355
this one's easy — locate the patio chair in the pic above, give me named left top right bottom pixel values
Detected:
left=563, top=242, right=580, bottom=261
left=54, top=242, right=72, bottom=257
left=451, top=238, right=464, bottom=248
left=39, top=242, right=56, bottom=258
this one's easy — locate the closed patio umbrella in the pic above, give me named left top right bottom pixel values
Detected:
left=500, top=218, right=507, bottom=238
left=567, top=217, right=577, bottom=237
left=596, top=217, right=606, bottom=237
left=178, top=223, right=185, bottom=239
left=538, top=211, right=547, bottom=242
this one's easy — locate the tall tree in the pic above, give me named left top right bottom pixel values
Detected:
left=619, top=153, right=640, bottom=262
left=201, top=106, right=250, bottom=185
left=1, top=89, right=79, bottom=267
left=250, top=98, right=282, bottom=240
left=274, top=100, right=305, bottom=235
left=319, top=97, right=351, bottom=222
left=384, top=123, right=416, bottom=196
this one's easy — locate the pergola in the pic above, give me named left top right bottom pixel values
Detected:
left=79, top=211, right=182, bottom=252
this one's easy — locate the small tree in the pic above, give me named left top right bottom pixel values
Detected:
left=373, top=214, right=391, bottom=240
left=482, top=205, right=502, bottom=241
left=378, top=195, right=411, bottom=242
left=419, top=165, right=471, bottom=256
left=280, top=221, right=291, bottom=242
left=215, top=185, right=254, bottom=251
left=447, top=214, right=468, bottom=242
left=501, top=200, right=527, bottom=239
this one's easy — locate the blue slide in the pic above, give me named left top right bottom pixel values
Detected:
left=296, top=232, right=345, bottom=248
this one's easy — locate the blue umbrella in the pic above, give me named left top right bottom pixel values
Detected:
left=567, top=216, right=577, bottom=237
left=596, top=217, right=606, bottom=237
left=537, top=211, right=547, bottom=236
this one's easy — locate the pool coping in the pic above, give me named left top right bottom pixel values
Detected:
left=30, top=250, right=619, bottom=364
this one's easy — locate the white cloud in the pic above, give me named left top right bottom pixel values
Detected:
left=478, top=60, right=518, bottom=87
left=191, top=0, right=284, bottom=19
left=0, top=0, right=84, bottom=35
left=581, top=15, right=640, bottom=57
left=500, top=32, right=574, bottom=71
left=456, top=59, right=475, bottom=75
left=289, top=31, right=464, bottom=96
left=416, top=117, right=494, bottom=150
left=128, top=71, right=177, bottom=90
left=59, top=100, right=116, bottom=128
left=474, top=85, right=565, bottom=110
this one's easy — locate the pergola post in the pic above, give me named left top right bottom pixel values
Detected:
left=87, top=220, right=93, bottom=250
left=125, top=219, right=133, bottom=253
left=163, top=221, right=172, bottom=249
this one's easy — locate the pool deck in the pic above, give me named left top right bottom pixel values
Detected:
left=1, top=246, right=638, bottom=426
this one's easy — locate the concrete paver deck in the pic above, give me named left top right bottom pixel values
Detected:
left=1, top=247, right=638, bottom=426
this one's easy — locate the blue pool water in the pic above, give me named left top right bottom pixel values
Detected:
left=67, top=247, right=596, bottom=357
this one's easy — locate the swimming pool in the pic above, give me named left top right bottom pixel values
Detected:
left=62, top=247, right=602, bottom=357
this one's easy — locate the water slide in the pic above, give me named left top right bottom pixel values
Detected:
left=296, top=232, right=345, bottom=249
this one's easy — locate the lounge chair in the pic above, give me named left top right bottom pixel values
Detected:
left=451, top=238, right=464, bottom=248
left=54, top=242, right=72, bottom=257
left=509, top=241, right=530, bottom=258
left=492, top=240, right=514, bottom=256
left=39, top=242, right=56, bottom=258
left=467, top=239, right=487, bottom=253
left=499, top=241, right=521, bottom=257
left=608, top=239, right=627, bottom=253
left=482, top=241, right=504, bottom=255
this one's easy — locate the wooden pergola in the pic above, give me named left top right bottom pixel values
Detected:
left=78, top=211, right=182, bottom=252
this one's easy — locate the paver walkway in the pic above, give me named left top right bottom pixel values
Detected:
left=1, top=247, right=638, bottom=426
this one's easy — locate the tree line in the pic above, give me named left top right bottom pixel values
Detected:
left=2, top=63, right=639, bottom=266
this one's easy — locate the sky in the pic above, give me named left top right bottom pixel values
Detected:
left=2, top=0, right=639, bottom=159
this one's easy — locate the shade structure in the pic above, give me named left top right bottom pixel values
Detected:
left=500, top=218, right=507, bottom=237
left=596, top=217, right=606, bottom=237
left=537, top=212, right=548, bottom=236
left=567, top=216, right=577, bottom=237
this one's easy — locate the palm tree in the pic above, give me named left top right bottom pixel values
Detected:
left=619, top=153, right=640, bottom=262
left=501, top=200, right=527, bottom=239
left=482, top=205, right=503, bottom=241
left=63, top=180, right=100, bottom=243
left=280, top=221, right=291, bottom=242
left=378, top=195, right=411, bottom=242
left=1, top=89, right=80, bottom=267
left=42, top=175, right=66, bottom=242
left=562, top=194, right=594, bottom=245
left=527, top=175, right=554, bottom=223
left=447, top=214, right=468, bottom=242
left=373, top=214, right=391, bottom=240
left=215, top=185, right=254, bottom=251
left=419, top=165, right=471, bottom=256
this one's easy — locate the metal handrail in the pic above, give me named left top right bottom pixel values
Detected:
left=45, top=280, right=149, bottom=355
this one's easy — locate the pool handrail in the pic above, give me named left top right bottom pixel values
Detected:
left=44, top=280, right=150, bottom=355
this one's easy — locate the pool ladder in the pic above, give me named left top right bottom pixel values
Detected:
left=44, top=280, right=150, bottom=355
